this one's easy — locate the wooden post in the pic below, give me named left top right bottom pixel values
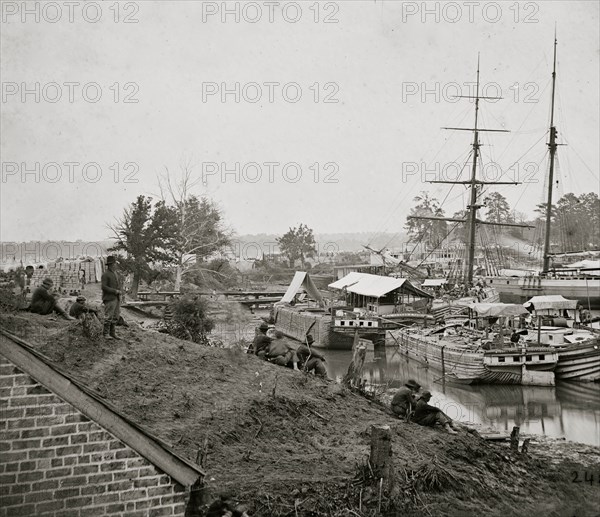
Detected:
left=370, top=425, right=392, bottom=484
left=441, top=345, right=446, bottom=379
left=343, top=331, right=367, bottom=388
left=510, top=426, right=520, bottom=452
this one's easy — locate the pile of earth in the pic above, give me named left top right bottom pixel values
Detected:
left=1, top=311, right=599, bottom=516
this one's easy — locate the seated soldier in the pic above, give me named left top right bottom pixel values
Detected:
left=30, top=278, right=74, bottom=320
left=69, top=296, right=98, bottom=319
left=249, top=322, right=272, bottom=357
left=266, top=331, right=299, bottom=370
left=296, top=335, right=327, bottom=378
left=391, top=379, right=420, bottom=419
left=412, top=391, right=458, bottom=434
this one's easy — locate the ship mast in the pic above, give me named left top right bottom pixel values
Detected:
left=408, top=55, right=532, bottom=285
left=465, top=57, right=483, bottom=285
left=542, top=34, right=559, bottom=273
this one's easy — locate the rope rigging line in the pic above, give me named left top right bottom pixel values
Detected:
left=367, top=103, right=474, bottom=247
left=414, top=221, right=462, bottom=270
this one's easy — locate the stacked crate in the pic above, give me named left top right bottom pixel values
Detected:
left=79, top=260, right=97, bottom=284
left=55, top=260, right=99, bottom=284
left=30, top=259, right=100, bottom=291
left=31, top=268, right=64, bottom=290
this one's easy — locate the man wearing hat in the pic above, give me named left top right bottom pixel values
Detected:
left=296, top=335, right=327, bottom=378
left=249, top=321, right=272, bottom=356
left=30, top=278, right=75, bottom=320
left=265, top=331, right=299, bottom=370
left=391, top=379, right=421, bottom=420
left=101, top=256, right=122, bottom=339
left=412, top=391, right=458, bottom=435
left=69, top=296, right=98, bottom=319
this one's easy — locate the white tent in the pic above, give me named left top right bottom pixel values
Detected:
left=422, top=279, right=448, bottom=287
left=329, top=272, right=432, bottom=299
left=280, top=272, right=324, bottom=306
left=469, top=303, right=529, bottom=318
left=524, top=295, right=578, bottom=311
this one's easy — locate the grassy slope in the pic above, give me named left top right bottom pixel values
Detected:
left=1, top=312, right=599, bottom=517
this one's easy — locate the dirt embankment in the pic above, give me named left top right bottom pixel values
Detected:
left=1, top=312, right=599, bottom=517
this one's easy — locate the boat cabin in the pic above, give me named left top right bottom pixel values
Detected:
left=329, top=272, right=433, bottom=317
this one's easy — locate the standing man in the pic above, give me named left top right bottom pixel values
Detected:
left=102, top=256, right=122, bottom=340
left=510, top=329, right=521, bottom=345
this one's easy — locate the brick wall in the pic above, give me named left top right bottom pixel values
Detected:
left=0, top=356, right=190, bottom=517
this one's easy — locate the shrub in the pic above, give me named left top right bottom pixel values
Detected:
left=166, top=296, right=215, bottom=344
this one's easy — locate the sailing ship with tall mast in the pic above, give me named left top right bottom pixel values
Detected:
left=483, top=36, right=600, bottom=309
left=390, top=57, right=560, bottom=386
left=406, top=54, right=534, bottom=287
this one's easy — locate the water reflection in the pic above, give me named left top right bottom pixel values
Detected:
left=320, top=347, right=600, bottom=446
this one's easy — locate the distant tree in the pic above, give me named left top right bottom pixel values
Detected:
left=336, top=251, right=370, bottom=265
left=484, top=192, right=511, bottom=223
left=277, top=224, right=317, bottom=268
left=507, top=210, right=530, bottom=240
left=405, top=192, right=448, bottom=248
left=535, top=193, right=600, bottom=252
left=449, top=209, right=469, bottom=243
left=554, top=192, right=600, bottom=251
left=108, top=195, right=178, bottom=298
left=579, top=192, right=600, bottom=248
left=186, top=258, right=240, bottom=290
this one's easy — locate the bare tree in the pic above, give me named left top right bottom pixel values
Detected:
left=157, top=159, right=233, bottom=292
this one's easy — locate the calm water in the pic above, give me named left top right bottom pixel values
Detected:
left=319, top=347, right=600, bottom=446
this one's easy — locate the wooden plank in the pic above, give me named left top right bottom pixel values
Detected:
left=121, top=301, right=169, bottom=307
left=0, top=331, right=204, bottom=486
left=480, top=433, right=510, bottom=441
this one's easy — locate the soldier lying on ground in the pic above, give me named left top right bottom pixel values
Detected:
left=412, top=391, right=459, bottom=434
left=30, top=278, right=75, bottom=320
left=265, top=331, right=299, bottom=370
left=296, top=334, right=327, bottom=378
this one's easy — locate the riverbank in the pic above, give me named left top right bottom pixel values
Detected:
left=1, top=311, right=599, bottom=516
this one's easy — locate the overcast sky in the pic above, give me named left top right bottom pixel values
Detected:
left=2, top=0, right=599, bottom=243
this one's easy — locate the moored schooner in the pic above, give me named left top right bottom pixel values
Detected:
left=393, top=55, right=561, bottom=386
left=483, top=36, right=600, bottom=309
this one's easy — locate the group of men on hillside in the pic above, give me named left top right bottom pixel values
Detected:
left=391, top=379, right=460, bottom=434
left=248, top=322, right=328, bottom=378
left=29, top=255, right=123, bottom=340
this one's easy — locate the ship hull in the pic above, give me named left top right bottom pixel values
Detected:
left=274, top=306, right=356, bottom=350
left=485, top=276, right=600, bottom=309
left=554, top=341, right=600, bottom=382
left=391, top=330, right=556, bottom=385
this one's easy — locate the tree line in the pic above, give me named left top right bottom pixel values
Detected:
left=108, top=169, right=320, bottom=297
left=404, top=190, right=600, bottom=253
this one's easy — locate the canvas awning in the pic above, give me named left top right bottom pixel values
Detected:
left=280, top=272, right=324, bottom=306
left=468, top=303, right=529, bottom=318
left=329, top=272, right=432, bottom=299
left=497, top=269, right=537, bottom=277
left=564, top=259, right=600, bottom=270
left=523, top=295, right=579, bottom=311
left=422, top=279, right=448, bottom=287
